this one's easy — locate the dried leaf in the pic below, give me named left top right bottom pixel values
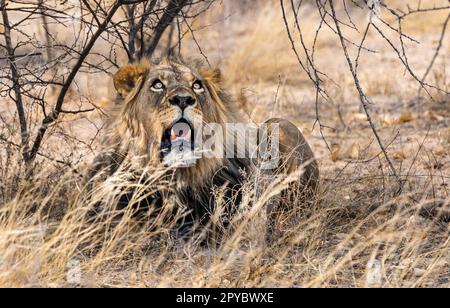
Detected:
left=397, top=113, right=415, bottom=123
left=382, top=113, right=415, bottom=126
left=331, top=142, right=359, bottom=161
left=331, top=145, right=342, bottom=162
left=352, top=113, right=367, bottom=121
left=350, top=143, right=359, bottom=160
left=393, top=151, right=406, bottom=160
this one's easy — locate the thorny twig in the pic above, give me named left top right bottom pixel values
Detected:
left=1, top=0, right=29, bottom=161
left=418, top=12, right=450, bottom=98
left=280, top=0, right=450, bottom=192
left=1, top=0, right=216, bottom=169
left=328, top=0, right=401, bottom=188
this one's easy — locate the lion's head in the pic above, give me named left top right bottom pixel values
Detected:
left=108, top=57, right=245, bottom=188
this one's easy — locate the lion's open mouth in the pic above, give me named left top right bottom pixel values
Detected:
left=160, top=119, right=198, bottom=167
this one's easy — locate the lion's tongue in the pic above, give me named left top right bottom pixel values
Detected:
left=171, top=122, right=191, bottom=143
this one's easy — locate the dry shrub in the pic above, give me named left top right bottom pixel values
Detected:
left=222, top=0, right=450, bottom=104
left=1, top=0, right=449, bottom=288
left=385, top=0, right=450, bottom=33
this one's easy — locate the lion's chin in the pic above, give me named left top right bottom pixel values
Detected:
left=171, top=157, right=223, bottom=189
left=162, top=147, right=200, bottom=168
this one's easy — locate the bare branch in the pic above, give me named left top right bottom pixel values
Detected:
left=418, top=12, right=450, bottom=97
left=1, top=0, right=30, bottom=161
left=328, top=0, right=401, bottom=188
left=143, top=0, right=190, bottom=57
left=28, top=0, right=141, bottom=162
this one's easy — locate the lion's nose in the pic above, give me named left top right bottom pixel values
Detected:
left=169, top=95, right=196, bottom=110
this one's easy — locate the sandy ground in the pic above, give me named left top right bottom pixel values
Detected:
left=0, top=1, right=449, bottom=287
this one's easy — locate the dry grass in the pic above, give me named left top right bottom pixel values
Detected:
left=0, top=150, right=448, bottom=288
left=0, top=0, right=449, bottom=288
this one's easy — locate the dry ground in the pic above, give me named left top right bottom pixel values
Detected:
left=0, top=0, right=449, bottom=287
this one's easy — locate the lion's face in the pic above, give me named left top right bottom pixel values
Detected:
left=112, top=58, right=238, bottom=186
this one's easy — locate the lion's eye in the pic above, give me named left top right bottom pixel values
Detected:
left=192, top=80, right=204, bottom=92
left=151, top=79, right=164, bottom=92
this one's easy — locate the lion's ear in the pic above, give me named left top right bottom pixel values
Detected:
left=113, top=64, right=148, bottom=96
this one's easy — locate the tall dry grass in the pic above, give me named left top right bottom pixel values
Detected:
left=0, top=0, right=449, bottom=288
left=0, top=147, right=448, bottom=287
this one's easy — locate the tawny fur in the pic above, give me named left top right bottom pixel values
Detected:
left=85, top=57, right=319, bottom=235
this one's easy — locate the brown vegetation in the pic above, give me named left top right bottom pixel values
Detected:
left=0, top=0, right=449, bottom=287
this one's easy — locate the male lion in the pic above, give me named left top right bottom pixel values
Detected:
left=85, top=57, right=319, bottom=239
